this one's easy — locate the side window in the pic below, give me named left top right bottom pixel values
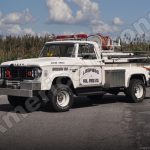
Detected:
left=78, top=44, right=97, bottom=59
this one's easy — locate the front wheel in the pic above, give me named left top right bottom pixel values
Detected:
left=8, top=96, right=42, bottom=112
left=8, top=96, right=27, bottom=107
left=125, top=79, right=146, bottom=103
left=48, top=84, right=74, bottom=112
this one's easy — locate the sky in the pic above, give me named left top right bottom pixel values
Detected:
left=0, top=0, right=150, bottom=38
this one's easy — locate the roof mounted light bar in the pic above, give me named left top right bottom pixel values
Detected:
left=55, top=34, right=88, bottom=41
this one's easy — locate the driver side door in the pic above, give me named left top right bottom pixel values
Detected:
left=78, top=43, right=103, bottom=87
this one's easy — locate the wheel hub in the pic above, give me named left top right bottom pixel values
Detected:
left=134, top=84, right=143, bottom=99
left=57, top=91, right=70, bottom=107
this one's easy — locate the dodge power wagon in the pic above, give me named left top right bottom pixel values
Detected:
left=0, top=34, right=150, bottom=112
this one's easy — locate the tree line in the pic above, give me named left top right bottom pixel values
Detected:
left=0, top=34, right=150, bottom=63
left=119, top=34, right=150, bottom=54
left=0, top=35, right=50, bottom=63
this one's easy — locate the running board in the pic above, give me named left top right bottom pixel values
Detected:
left=75, top=87, right=106, bottom=96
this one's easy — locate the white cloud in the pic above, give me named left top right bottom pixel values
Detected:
left=23, top=28, right=35, bottom=35
left=91, top=20, right=119, bottom=33
left=0, top=9, right=35, bottom=36
left=73, top=0, right=100, bottom=22
left=46, top=0, right=99, bottom=24
left=113, top=17, right=124, bottom=26
left=46, top=0, right=123, bottom=33
left=0, top=24, right=35, bottom=36
left=46, top=0, right=73, bottom=23
left=1, top=9, right=34, bottom=25
left=7, top=25, right=22, bottom=34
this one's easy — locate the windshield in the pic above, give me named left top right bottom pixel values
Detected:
left=40, top=43, right=76, bottom=57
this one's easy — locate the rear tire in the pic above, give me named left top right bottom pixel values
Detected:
left=47, top=84, right=73, bottom=112
left=125, top=79, right=146, bottom=103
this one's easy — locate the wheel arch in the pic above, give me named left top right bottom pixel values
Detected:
left=127, top=74, right=147, bottom=87
left=52, top=76, right=76, bottom=94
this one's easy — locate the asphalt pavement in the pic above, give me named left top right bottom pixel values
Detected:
left=0, top=89, right=150, bottom=150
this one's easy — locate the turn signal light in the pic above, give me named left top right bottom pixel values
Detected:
left=6, top=69, right=12, bottom=79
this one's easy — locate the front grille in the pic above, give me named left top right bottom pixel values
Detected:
left=1, top=66, right=34, bottom=81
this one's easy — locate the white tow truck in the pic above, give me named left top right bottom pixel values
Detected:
left=0, top=34, right=150, bottom=112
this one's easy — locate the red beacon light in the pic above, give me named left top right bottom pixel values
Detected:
left=55, top=34, right=88, bottom=41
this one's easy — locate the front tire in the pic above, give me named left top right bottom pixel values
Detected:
left=48, top=84, right=73, bottom=112
left=8, top=96, right=27, bottom=107
left=125, top=79, right=146, bottom=103
left=8, top=96, right=42, bottom=112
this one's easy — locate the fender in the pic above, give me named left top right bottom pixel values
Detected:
left=41, top=71, right=77, bottom=90
left=126, top=74, right=147, bottom=87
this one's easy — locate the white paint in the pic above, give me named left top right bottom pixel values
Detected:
left=80, top=67, right=101, bottom=86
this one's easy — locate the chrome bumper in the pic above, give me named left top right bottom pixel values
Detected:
left=0, top=80, right=41, bottom=97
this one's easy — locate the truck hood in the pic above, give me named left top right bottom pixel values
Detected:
left=1, top=57, right=80, bottom=67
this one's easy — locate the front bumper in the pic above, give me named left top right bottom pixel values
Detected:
left=0, top=80, right=41, bottom=97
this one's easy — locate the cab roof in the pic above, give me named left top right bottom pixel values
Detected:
left=45, top=40, right=97, bottom=45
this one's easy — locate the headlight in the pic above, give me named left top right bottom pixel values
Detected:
left=33, top=68, right=42, bottom=79
left=26, top=67, right=42, bottom=79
